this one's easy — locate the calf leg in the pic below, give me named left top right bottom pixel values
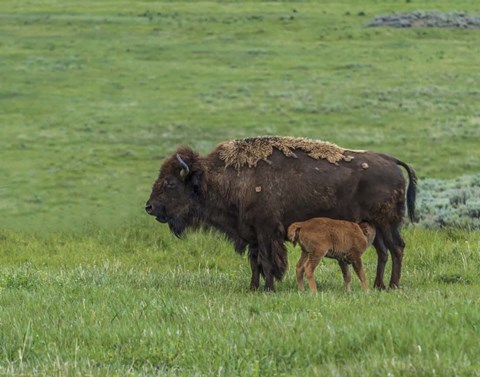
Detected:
left=373, top=233, right=388, bottom=290
left=338, top=260, right=352, bottom=292
left=352, top=258, right=369, bottom=292
left=296, top=251, right=308, bottom=291
left=304, top=254, right=323, bottom=293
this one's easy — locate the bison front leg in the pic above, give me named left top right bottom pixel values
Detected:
left=255, top=236, right=277, bottom=292
left=248, top=245, right=261, bottom=291
left=254, top=221, right=288, bottom=292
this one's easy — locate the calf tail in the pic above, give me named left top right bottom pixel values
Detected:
left=287, top=223, right=302, bottom=246
left=395, top=159, right=418, bottom=223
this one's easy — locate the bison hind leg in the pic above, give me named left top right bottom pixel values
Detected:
left=373, top=233, right=388, bottom=290
left=388, top=227, right=405, bottom=289
left=375, top=224, right=405, bottom=289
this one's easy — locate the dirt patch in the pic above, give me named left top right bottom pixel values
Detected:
left=368, top=11, right=480, bottom=29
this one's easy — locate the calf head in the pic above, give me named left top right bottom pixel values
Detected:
left=359, top=222, right=376, bottom=246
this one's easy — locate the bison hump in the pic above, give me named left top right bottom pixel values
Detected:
left=217, top=136, right=358, bottom=170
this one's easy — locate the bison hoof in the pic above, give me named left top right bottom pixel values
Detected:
left=373, top=281, right=387, bottom=290
left=389, top=282, right=400, bottom=289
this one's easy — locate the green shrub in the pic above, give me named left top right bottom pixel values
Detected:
left=416, top=175, right=480, bottom=229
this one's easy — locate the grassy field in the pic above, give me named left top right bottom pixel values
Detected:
left=1, top=224, right=479, bottom=376
left=1, top=1, right=480, bottom=375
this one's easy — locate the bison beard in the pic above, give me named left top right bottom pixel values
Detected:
left=145, top=137, right=417, bottom=292
left=167, top=219, right=187, bottom=239
left=153, top=207, right=188, bottom=238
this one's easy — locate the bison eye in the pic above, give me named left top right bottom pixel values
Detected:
left=164, top=180, right=176, bottom=190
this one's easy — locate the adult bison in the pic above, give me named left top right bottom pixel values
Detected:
left=145, top=136, right=417, bottom=291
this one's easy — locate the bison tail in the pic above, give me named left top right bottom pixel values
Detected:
left=395, top=159, right=418, bottom=223
left=272, top=239, right=289, bottom=281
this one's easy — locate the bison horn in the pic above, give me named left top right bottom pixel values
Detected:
left=176, top=153, right=190, bottom=179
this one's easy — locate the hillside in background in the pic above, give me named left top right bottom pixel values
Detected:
left=1, top=1, right=479, bottom=231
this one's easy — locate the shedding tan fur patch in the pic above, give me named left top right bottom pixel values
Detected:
left=218, top=136, right=359, bottom=170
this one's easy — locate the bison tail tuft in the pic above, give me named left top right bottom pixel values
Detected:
left=396, top=159, right=418, bottom=223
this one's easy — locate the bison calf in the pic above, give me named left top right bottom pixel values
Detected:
left=287, top=218, right=376, bottom=293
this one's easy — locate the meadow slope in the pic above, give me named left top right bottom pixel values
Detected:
left=1, top=0, right=479, bottom=230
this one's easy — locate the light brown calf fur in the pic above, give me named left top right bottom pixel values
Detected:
left=287, top=218, right=376, bottom=293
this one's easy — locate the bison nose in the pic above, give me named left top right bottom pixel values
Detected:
left=145, top=201, right=154, bottom=215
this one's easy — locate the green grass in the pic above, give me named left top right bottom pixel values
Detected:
left=1, top=1, right=480, bottom=375
left=1, top=223, right=479, bottom=376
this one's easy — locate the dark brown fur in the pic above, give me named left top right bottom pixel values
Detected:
left=145, top=137, right=417, bottom=291
left=288, top=218, right=376, bottom=292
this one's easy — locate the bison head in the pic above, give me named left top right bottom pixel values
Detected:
left=145, top=147, right=205, bottom=238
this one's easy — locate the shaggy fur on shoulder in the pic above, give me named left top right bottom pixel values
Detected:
left=217, top=136, right=362, bottom=170
left=288, top=217, right=376, bottom=293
